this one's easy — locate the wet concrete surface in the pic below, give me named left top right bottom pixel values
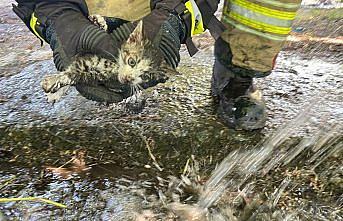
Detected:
left=0, top=1, right=52, bottom=78
left=1, top=1, right=343, bottom=220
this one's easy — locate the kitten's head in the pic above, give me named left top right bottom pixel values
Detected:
left=117, top=21, right=163, bottom=85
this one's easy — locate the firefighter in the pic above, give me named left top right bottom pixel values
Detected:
left=12, top=0, right=301, bottom=130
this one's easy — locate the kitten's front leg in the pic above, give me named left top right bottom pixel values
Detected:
left=41, top=72, right=76, bottom=93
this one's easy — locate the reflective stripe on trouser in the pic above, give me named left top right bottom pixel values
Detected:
left=221, top=0, right=301, bottom=72
left=85, top=0, right=150, bottom=21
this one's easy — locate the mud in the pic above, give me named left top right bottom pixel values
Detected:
left=0, top=1, right=342, bottom=221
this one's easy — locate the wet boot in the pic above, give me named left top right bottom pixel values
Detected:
left=212, top=39, right=268, bottom=130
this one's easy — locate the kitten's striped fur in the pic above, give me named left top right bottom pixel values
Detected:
left=41, top=55, right=118, bottom=94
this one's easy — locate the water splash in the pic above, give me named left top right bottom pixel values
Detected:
left=167, top=99, right=342, bottom=220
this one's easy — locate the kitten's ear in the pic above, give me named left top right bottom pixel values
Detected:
left=127, top=21, right=144, bottom=44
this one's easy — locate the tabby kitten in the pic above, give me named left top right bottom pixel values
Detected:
left=41, top=20, right=173, bottom=102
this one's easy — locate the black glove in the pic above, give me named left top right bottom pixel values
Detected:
left=149, top=0, right=225, bottom=56
left=12, top=0, right=121, bottom=72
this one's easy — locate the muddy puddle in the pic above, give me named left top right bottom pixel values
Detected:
left=0, top=47, right=342, bottom=220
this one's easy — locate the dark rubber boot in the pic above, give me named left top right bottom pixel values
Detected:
left=212, top=39, right=267, bottom=130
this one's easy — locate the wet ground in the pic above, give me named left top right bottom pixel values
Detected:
left=0, top=1, right=342, bottom=221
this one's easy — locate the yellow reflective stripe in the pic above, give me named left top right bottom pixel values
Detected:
left=231, top=0, right=297, bottom=20
left=223, top=16, right=287, bottom=41
left=255, top=0, right=301, bottom=9
left=227, top=11, right=292, bottom=35
left=185, top=0, right=205, bottom=36
left=231, top=3, right=293, bottom=27
left=29, top=13, right=45, bottom=41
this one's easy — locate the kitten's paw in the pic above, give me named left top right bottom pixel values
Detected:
left=40, top=76, right=61, bottom=93
left=41, top=74, right=71, bottom=93
left=89, top=14, right=108, bottom=32
left=46, top=86, right=70, bottom=103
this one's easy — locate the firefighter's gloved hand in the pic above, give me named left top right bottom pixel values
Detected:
left=12, top=1, right=122, bottom=72
left=12, top=1, right=133, bottom=103
left=131, top=0, right=220, bottom=67
left=148, top=0, right=223, bottom=56
left=141, top=10, right=185, bottom=69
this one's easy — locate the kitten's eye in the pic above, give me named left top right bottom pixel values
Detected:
left=128, top=57, right=136, bottom=67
